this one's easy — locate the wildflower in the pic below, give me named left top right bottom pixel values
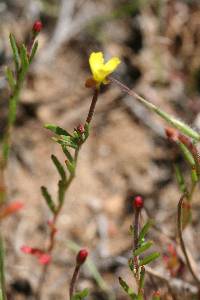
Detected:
left=89, top=52, right=121, bottom=85
left=38, top=253, right=51, bottom=265
left=32, top=20, right=42, bottom=34
left=0, top=201, right=24, bottom=219
left=76, top=249, right=88, bottom=266
left=21, top=246, right=32, bottom=254
left=21, top=245, right=51, bottom=265
left=134, top=196, right=143, bottom=209
left=165, top=127, right=178, bottom=142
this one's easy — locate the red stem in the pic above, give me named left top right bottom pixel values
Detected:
left=69, top=265, right=80, bottom=299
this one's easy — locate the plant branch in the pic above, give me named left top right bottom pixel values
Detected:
left=36, top=85, right=98, bottom=299
left=110, top=77, right=200, bottom=141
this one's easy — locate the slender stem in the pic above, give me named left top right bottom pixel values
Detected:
left=35, top=150, right=79, bottom=300
left=0, top=55, right=29, bottom=203
left=36, top=87, right=98, bottom=299
left=133, top=208, right=140, bottom=285
left=2, top=72, right=25, bottom=168
left=86, top=88, right=99, bottom=124
left=177, top=194, right=200, bottom=286
left=110, top=77, right=200, bottom=141
left=133, top=208, right=140, bottom=251
left=69, top=265, right=80, bottom=299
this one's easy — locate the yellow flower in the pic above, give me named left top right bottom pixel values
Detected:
left=89, top=52, right=121, bottom=85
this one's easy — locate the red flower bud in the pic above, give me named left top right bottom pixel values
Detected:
left=38, top=253, right=51, bottom=265
left=165, top=127, right=178, bottom=142
left=21, top=245, right=51, bottom=265
left=32, top=21, right=42, bottom=33
left=134, top=196, right=143, bottom=209
left=76, top=249, right=88, bottom=265
left=0, top=201, right=24, bottom=219
left=77, top=124, right=85, bottom=134
left=21, top=245, right=33, bottom=254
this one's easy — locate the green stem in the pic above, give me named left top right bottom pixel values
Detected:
left=36, top=86, right=100, bottom=299
left=133, top=207, right=140, bottom=289
left=35, top=147, right=80, bottom=300
left=0, top=59, right=30, bottom=203
left=110, top=77, right=200, bottom=141
left=2, top=70, right=25, bottom=167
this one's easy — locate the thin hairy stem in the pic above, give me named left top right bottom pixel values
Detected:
left=86, top=88, right=99, bottom=124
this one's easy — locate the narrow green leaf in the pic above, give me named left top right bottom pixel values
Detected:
left=62, top=145, right=73, bottom=162
left=0, top=236, right=6, bottom=300
left=58, top=180, right=66, bottom=204
left=139, top=266, right=145, bottom=291
left=51, top=154, right=66, bottom=182
left=178, top=142, right=195, bottom=167
left=45, top=124, right=71, bottom=137
left=114, top=78, right=200, bottom=141
left=139, top=252, right=160, bottom=266
left=65, top=160, right=75, bottom=175
left=71, top=288, right=89, bottom=300
left=55, top=138, right=78, bottom=150
left=60, top=134, right=79, bottom=148
left=9, top=33, right=20, bottom=71
left=128, top=258, right=134, bottom=272
left=41, top=186, right=56, bottom=213
left=133, top=241, right=153, bottom=256
left=119, top=277, right=137, bottom=299
left=19, top=44, right=29, bottom=72
left=174, top=164, right=187, bottom=194
left=191, top=168, right=198, bottom=184
left=29, top=41, right=38, bottom=64
left=155, top=108, right=200, bottom=141
left=5, top=67, right=16, bottom=91
left=138, top=220, right=154, bottom=244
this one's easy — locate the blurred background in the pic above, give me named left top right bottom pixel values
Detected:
left=0, top=0, right=200, bottom=299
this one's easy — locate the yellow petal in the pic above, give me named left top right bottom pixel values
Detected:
left=104, top=57, right=121, bottom=75
left=93, top=68, right=109, bottom=82
left=89, top=52, right=104, bottom=75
